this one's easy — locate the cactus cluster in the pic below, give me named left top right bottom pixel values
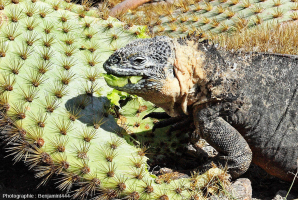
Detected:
left=0, top=0, right=231, bottom=199
left=115, top=97, right=193, bottom=165
left=117, top=0, right=298, bottom=37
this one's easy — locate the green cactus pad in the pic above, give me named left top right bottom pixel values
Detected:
left=129, top=75, right=143, bottom=84
left=120, top=0, right=298, bottom=38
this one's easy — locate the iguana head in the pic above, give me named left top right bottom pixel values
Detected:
left=103, top=36, right=208, bottom=116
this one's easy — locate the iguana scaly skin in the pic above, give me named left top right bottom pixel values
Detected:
left=103, top=36, right=298, bottom=182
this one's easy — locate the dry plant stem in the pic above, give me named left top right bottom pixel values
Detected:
left=109, top=0, right=151, bottom=16
left=285, top=163, right=298, bottom=199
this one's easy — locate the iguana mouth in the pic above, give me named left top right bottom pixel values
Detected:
left=102, top=73, right=144, bottom=88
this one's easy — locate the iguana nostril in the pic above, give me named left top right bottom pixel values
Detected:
left=109, top=57, right=119, bottom=65
left=112, top=59, right=116, bottom=64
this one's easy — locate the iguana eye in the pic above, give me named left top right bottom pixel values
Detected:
left=131, top=57, right=146, bottom=66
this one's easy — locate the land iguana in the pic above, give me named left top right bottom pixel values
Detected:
left=103, top=36, right=298, bottom=182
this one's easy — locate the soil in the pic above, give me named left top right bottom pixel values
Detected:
left=243, top=164, right=298, bottom=200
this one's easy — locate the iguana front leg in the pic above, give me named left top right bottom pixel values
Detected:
left=193, top=104, right=252, bottom=178
left=144, top=112, right=194, bottom=133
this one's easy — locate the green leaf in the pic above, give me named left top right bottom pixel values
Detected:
left=106, top=89, right=129, bottom=106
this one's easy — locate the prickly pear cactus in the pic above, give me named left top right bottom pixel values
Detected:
left=120, top=0, right=298, bottom=37
left=0, top=0, right=230, bottom=199
left=115, top=98, right=193, bottom=165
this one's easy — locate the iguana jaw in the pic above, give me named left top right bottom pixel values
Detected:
left=102, top=72, right=146, bottom=89
left=103, top=60, right=160, bottom=94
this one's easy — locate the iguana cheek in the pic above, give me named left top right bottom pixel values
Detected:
left=159, top=77, right=180, bottom=99
left=140, top=77, right=180, bottom=104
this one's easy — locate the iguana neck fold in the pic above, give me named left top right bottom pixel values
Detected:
left=170, top=39, right=207, bottom=116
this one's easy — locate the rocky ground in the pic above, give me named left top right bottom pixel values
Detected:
left=197, top=139, right=298, bottom=200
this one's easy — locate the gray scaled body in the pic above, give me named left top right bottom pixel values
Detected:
left=103, top=36, right=298, bottom=182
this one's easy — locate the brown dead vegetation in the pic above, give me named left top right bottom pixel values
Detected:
left=210, top=21, right=298, bottom=55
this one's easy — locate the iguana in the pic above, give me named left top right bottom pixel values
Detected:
left=103, top=36, right=298, bottom=182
